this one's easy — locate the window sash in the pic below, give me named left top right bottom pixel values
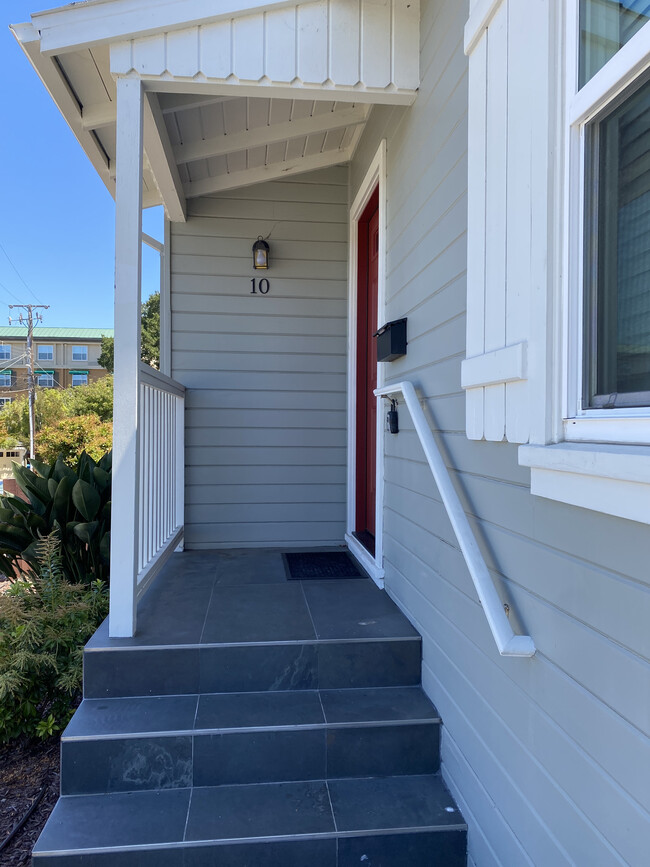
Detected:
left=37, top=346, right=53, bottom=361
left=72, top=346, right=88, bottom=361
left=565, top=1, right=650, bottom=431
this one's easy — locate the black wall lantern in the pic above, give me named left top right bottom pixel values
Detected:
left=252, top=236, right=270, bottom=270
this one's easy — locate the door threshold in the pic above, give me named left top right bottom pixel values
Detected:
left=345, top=532, right=384, bottom=589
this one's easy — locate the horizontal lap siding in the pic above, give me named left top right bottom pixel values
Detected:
left=171, top=167, right=348, bottom=548
left=351, top=1, right=650, bottom=865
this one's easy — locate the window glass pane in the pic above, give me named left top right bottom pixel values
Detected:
left=71, top=374, right=88, bottom=387
left=38, top=374, right=54, bottom=388
left=37, top=345, right=53, bottom=360
left=72, top=346, right=88, bottom=361
left=585, top=73, right=650, bottom=406
left=0, top=374, right=11, bottom=387
left=0, top=345, right=10, bottom=360
left=580, top=1, right=650, bottom=88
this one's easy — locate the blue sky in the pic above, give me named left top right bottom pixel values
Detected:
left=0, top=1, right=162, bottom=330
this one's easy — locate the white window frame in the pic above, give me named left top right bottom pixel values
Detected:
left=37, top=345, right=54, bottom=361
left=38, top=372, right=54, bottom=388
left=564, top=4, right=650, bottom=445
left=0, top=397, right=12, bottom=407
left=0, top=345, right=11, bottom=360
left=520, top=4, right=650, bottom=525
left=72, top=345, right=88, bottom=361
left=71, top=372, right=88, bottom=387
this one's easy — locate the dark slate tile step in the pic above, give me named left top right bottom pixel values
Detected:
left=33, top=776, right=466, bottom=867
left=83, top=637, right=422, bottom=697
left=60, top=689, right=441, bottom=794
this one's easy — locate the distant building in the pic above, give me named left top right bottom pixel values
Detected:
left=0, top=327, right=113, bottom=405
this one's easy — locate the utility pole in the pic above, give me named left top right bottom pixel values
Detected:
left=8, top=304, right=50, bottom=461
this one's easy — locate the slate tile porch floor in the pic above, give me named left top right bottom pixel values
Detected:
left=34, top=548, right=467, bottom=865
left=87, top=547, right=421, bottom=649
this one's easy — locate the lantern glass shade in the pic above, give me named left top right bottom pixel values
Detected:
left=253, top=237, right=270, bottom=269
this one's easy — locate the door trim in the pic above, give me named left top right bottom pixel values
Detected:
left=346, top=140, right=386, bottom=588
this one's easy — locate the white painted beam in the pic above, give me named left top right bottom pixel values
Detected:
left=174, top=105, right=370, bottom=165
left=110, top=76, right=143, bottom=639
left=33, top=0, right=296, bottom=56
left=183, top=147, right=352, bottom=198
left=143, top=92, right=187, bottom=222
left=81, top=101, right=116, bottom=131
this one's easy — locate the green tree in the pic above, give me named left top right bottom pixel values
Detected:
left=97, top=334, right=114, bottom=373
left=97, top=291, right=160, bottom=372
left=0, top=388, right=68, bottom=444
left=66, top=375, right=113, bottom=422
left=36, top=414, right=113, bottom=464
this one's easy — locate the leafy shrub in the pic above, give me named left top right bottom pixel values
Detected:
left=36, top=414, right=112, bottom=464
left=0, top=532, right=109, bottom=742
left=0, top=451, right=111, bottom=586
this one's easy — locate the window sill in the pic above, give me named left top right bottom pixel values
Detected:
left=518, top=442, right=650, bottom=524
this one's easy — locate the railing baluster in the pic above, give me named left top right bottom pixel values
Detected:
left=134, top=364, right=185, bottom=595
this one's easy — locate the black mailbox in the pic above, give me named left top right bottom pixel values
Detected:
left=374, top=318, right=407, bottom=362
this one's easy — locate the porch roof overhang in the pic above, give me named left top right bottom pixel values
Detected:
left=12, top=0, right=419, bottom=221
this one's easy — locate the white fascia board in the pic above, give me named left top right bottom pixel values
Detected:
left=10, top=22, right=115, bottom=200
left=31, top=0, right=297, bottom=56
left=519, top=442, right=650, bottom=524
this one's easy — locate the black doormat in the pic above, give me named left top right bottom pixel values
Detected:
left=283, top=551, right=364, bottom=580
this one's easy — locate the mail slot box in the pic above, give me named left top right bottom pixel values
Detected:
left=374, top=318, right=407, bottom=362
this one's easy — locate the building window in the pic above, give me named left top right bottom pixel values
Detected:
left=37, top=345, right=53, bottom=361
left=0, top=345, right=10, bottom=360
left=564, top=1, right=650, bottom=435
left=583, top=73, right=650, bottom=409
left=71, top=372, right=88, bottom=387
left=579, top=0, right=650, bottom=87
left=38, top=372, right=54, bottom=388
left=72, top=345, right=88, bottom=361
left=0, top=373, right=12, bottom=388
left=4, top=451, right=19, bottom=458
left=0, top=397, right=12, bottom=407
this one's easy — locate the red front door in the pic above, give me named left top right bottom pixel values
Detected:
left=355, top=189, right=379, bottom=554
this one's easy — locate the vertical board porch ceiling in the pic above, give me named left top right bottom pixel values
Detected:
left=12, top=0, right=419, bottom=218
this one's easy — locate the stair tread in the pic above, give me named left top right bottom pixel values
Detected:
left=34, top=775, right=465, bottom=856
left=63, top=687, right=440, bottom=740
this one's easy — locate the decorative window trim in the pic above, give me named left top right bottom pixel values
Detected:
left=520, top=442, right=650, bottom=525
left=519, top=3, right=650, bottom=522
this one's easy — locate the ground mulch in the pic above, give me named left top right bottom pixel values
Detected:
left=0, top=736, right=60, bottom=866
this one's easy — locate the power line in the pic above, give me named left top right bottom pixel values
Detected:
left=0, top=241, right=42, bottom=303
left=0, top=278, right=23, bottom=305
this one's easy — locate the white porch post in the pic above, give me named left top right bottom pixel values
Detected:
left=110, top=76, right=143, bottom=638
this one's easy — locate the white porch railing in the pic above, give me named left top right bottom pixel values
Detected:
left=375, top=380, right=535, bottom=658
left=137, top=363, right=185, bottom=591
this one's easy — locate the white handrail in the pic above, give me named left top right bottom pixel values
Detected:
left=375, top=380, right=535, bottom=658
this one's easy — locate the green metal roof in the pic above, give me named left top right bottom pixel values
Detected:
left=0, top=327, right=113, bottom=339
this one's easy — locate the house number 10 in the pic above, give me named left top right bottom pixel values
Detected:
left=250, top=278, right=270, bottom=294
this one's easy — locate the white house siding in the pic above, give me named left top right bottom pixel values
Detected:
left=170, top=167, right=348, bottom=548
left=351, top=1, right=650, bottom=866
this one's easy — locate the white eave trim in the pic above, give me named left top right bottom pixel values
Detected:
left=31, top=0, right=296, bottom=56
left=519, top=442, right=650, bottom=525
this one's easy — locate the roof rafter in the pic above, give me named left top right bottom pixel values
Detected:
left=174, top=105, right=370, bottom=165
left=183, top=147, right=353, bottom=199
left=81, top=102, right=116, bottom=130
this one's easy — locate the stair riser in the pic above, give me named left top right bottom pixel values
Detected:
left=83, top=639, right=422, bottom=698
left=61, top=723, right=440, bottom=795
left=32, top=830, right=467, bottom=867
